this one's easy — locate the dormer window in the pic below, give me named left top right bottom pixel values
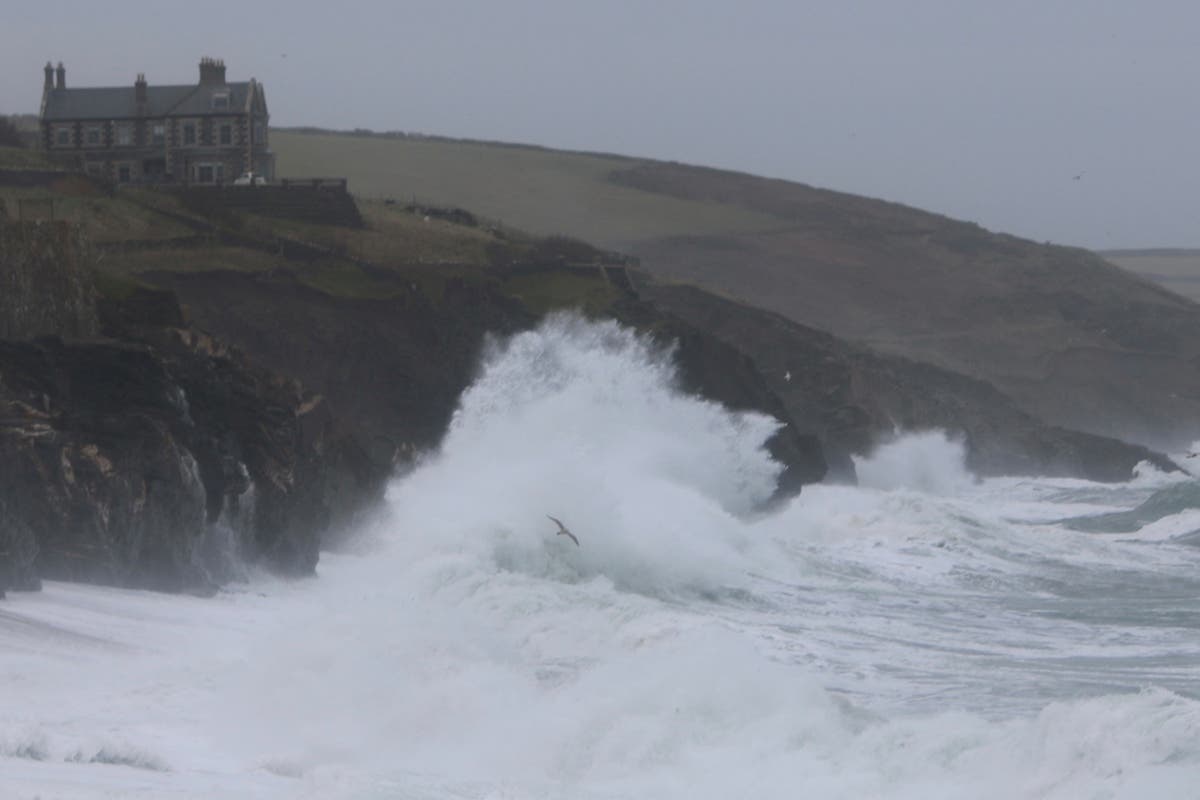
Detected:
left=211, top=92, right=230, bottom=110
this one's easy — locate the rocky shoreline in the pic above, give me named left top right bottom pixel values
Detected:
left=0, top=288, right=378, bottom=595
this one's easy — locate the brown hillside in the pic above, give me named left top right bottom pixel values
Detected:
left=275, top=130, right=1200, bottom=450
left=616, top=162, right=1200, bottom=449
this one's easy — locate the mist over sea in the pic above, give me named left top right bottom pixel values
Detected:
left=3, top=314, right=1200, bottom=799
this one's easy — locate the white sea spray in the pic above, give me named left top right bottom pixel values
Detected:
left=2, top=314, right=1199, bottom=799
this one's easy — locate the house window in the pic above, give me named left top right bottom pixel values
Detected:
left=152, top=123, right=165, bottom=144
left=253, top=121, right=265, bottom=144
left=211, top=92, right=230, bottom=110
left=55, top=128, right=71, bottom=147
left=195, top=163, right=224, bottom=184
left=117, top=164, right=132, bottom=184
left=219, top=124, right=232, bottom=146
left=182, top=122, right=196, bottom=145
left=85, top=127, right=102, bottom=146
left=116, top=124, right=132, bottom=146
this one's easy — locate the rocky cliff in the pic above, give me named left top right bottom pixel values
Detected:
left=0, top=231, right=379, bottom=595
left=1, top=180, right=1183, bottom=597
left=639, top=283, right=1177, bottom=483
left=0, top=221, right=98, bottom=340
left=0, top=300, right=378, bottom=594
left=142, top=267, right=829, bottom=511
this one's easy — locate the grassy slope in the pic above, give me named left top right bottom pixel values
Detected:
left=1, top=167, right=621, bottom=317
left=272, top=131, right=779, bottom=247
left=274, top=130, right=1196, bottom=297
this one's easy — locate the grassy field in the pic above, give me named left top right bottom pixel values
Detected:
left=238, top=200, right=499, bottom=267
left=1102, top=249, right=1200, bottom=301
left=271, top=131, right=780, bottom=249
left=1, top=158, right=625, bottom=309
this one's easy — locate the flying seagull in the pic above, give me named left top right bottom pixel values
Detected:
left=547, top=515, right=580, bottom=546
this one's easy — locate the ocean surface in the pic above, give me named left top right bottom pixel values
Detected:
left=3, top=314, right=1200, bottom=799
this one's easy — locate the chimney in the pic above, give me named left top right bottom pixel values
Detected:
left=55, top=61, right=65, bottom=90
left=135, top=73, right=147, bottom=111
left=198, top=57, right=226, bottom=85
left=44, top=61, right=54, bottom=92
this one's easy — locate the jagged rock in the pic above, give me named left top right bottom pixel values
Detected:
left=145, top=268, right=829, bottom=508
left=0, top=327, right=380, bottom=592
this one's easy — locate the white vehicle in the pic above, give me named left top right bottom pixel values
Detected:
left=233, top=172, right=267, bottom=186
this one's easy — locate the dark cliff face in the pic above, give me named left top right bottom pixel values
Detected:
left=0, top=292, right=379, bottom=594
left=608, top=295, right=827, bottom=497
left=144, top=268, right=830, bottom=509
left=3, top=242, right=1176, bottom=597
left=638, top=283, right=1178, bottom=482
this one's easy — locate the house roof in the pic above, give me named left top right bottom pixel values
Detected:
left=42, top=82, right=256, bottom=121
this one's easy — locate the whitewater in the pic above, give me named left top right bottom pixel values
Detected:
left=3, top=313, right=1200, bottom=799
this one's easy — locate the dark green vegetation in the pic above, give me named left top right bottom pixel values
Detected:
left=274, top=129, right=1200, bottom=451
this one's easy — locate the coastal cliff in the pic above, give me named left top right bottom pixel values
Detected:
left=0, top=223, right=377, bottom=594
left=0, top=175, right=1182, bottom=595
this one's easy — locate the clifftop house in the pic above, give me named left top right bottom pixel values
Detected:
left=39, top=58, right=273, bottom=185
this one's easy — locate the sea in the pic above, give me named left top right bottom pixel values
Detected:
left=3, top=313, right=1200, bottom=799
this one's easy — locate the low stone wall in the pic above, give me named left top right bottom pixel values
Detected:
left=0, top=221, right=99, bottom=340
left=176, top=184, right=364, bottom=228
left=0, top=169, right=70, bottom=188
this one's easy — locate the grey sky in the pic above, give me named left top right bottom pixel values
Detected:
left=3, top=0, right=1197, bottom=249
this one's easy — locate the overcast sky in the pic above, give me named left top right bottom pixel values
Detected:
left=3, top=0, right=1197, bottom=249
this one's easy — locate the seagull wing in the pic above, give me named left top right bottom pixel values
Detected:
left=547, top=515, right=580, bottom=546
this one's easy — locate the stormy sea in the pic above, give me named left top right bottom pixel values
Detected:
left=3, top=315, right=1199, bottom=799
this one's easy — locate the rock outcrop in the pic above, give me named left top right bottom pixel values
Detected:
left=143, top=268, right=830, bottom=507
left=639, top=283, right=1177, bottom=482
left=0, top=289, right=380, bottom=594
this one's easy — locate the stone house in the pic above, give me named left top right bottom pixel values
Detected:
left=38, top=58, right=273, bottom=185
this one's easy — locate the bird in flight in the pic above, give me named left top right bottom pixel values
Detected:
left=547, top=515, right=580, bottom=546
